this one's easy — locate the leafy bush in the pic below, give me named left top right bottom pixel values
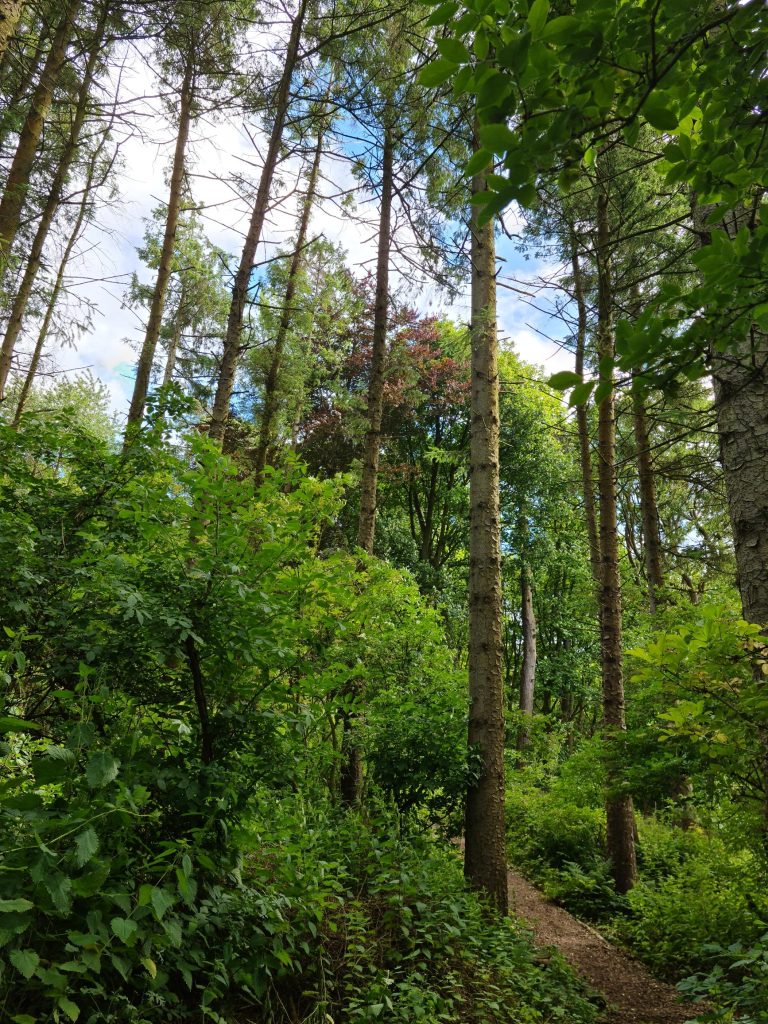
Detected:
left=615, top=833, right=768, bottom=980
left=542, top=861, right=628, bottom=922
left=678, top=933, right=768, bottom=1024
left=0, top=409, right=599, bottom=1024
left=506, top=788, right=607, bottom=875
left=240, top=797, right=600, bottom=1024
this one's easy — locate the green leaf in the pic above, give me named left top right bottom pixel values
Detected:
left=541, top=15, right=578, bottom=41
left=568, top=381, right=596, bottom=406
left=150, top=886, right=175, bottom=921
left=641, top=95, right=679, bottom=132
left=473, top=29, right=489, bottom=60
left=418, top=58, right=458, bottom=87
left=436, top=38, right=469, bottom=63
left=477, top=122, right=515, bottom=153
left=46, top=873, right=72, bottom=914
left=425, top=1, right=459, bottom=26
left=465, top=148, right=493, bottom=176
left=0, top=716, right=40, bottom=734
left=594, top=378, right=613, bottom=404
left=0, top=899, right=34, bottom=913
left=547, top=370, right=581, bottom=390
left=12, top=1016, right=38, bottom=1024
left=10, top=949, right=40, bottom=979
left=74, top=828, right=99, bottom=868
left=58, top=998, right=80, bottom=1022
left=527, top=0, right=550, bottom=37
left=141, top=956, right=157, bottom=980
left=86, top=751, right=120, bottom=789
left=110, top=917, right=138, bottom=943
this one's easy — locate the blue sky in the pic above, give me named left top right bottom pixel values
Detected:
left=39, top=48, right=573, bottom=419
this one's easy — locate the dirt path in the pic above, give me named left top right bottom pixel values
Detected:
left=508, top=868, right=703, bottom=1024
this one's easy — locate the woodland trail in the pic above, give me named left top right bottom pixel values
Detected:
left=507, top=868, right=704, bottom=1024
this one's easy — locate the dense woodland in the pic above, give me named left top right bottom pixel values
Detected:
left=0, top=1, right=767, bottom=1022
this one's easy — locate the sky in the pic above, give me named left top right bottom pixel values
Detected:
left=37, top=32, right=575, bottom=420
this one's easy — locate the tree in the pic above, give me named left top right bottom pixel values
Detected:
left=594, top=171, right=637, bottom=893
left=0, top=0, right=81, bottom=265
left=253, top=86, right=334, bottom=478
left=0, top=0, right=24, bottom=65
left=463, top=131, right=507, bottom=912
left=125, top=1, right=251, bottom=432
left=124, top=206, right=230, bottom=410
left=12, top=132, right=116, bottom=425
left=0, top=0, right=110, bottom=399
left=208, top=0, right=310, bottom=443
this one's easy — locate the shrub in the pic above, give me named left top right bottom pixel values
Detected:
left=506, top=788, right=607, bottom=875
left=678, top=933, right=768, bottom=1024
left=615, top=833, right=768, bottom=980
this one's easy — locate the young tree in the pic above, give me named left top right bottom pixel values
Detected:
left=463, top=138, right=507, bottom=913
left=209, top=0, right=310, bottom=443
left=594, top=173, right=637, bottom=894
left=125, top=1, right=251, bottom=432
left=253, top=87, right=333, bottom=478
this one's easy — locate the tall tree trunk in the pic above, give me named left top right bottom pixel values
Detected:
left=517, top=558, right=537, bottom=750
left=125, top=54, right=195, bottom=433
left=632, top=389, right=664, bottom=614
left=694, top=194, right=768, bottom=831
left=0, top=5, right=106, bottom=400
left=356, top=122, right=393, bottom=553
left=464, top=141, right=508, bottom=914
left=208, top=0, right=307, bottom=443
left=570, top=236, right=601, bottom=586
left=0, top=0, right=80, bottom=264
left=0, top=0, right=24, bottom=66
left=595, top=180, right=637, bottom=895
left=253, top=103, right=328, bottom=479
left=0, top=22, right=48, bottom=154
left=11, top=141, right=105, bottom=425
left=161, top=285, right=186, bottom=388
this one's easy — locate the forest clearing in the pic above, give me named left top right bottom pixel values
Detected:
left=1, top=0, right=767, bottom=1022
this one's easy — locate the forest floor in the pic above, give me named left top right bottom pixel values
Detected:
left=507, top=868, right=703, bottom=1024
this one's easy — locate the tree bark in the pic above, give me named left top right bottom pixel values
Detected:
left=517, top=558, right=537, bottom=750
left=632, top=389, right=664, bottom=614
left=464, top=143, right=508, bottom=914
left=0, top=0, right=24, bottom=65
left=693, top=195, right=768, bottom=831
left=0, top=5, right=106, bottom=400
left=595, top=180, right=637, bottom=895
left=253, top=102, right=328, bottom=479
left=570, top=236, right=601, bottom=586
left=520, top=557, right=536, bottom=749
left=125, top=53, right=195, bottom=433
left=11, top=149, right=98, bottom=426
left=208, top=0, right=308, bottom=443
left=0, top=0, right=81, bottom=265
left=356, top=123, right=393, bottom=553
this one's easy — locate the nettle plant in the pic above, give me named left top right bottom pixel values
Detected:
left=629, top=604, right=768, bottom=819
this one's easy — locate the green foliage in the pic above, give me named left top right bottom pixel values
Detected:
left=678, top=933, right=768, bottom=1024
left=239, top=797, right=600, bottom=1024
left=629, top=605, right=768, bottom=819
left=616, top=831, right=768, bottom=981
